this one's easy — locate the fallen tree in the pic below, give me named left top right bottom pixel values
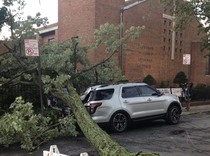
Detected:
left=51, top=83, right=159, bottom=156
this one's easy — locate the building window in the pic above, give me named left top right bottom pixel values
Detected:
left=168, top=39, right=171, bottom=43
left=48, top=38, right=54, bottom=43
left=168, top=47, right=171, bottom=51
left=164, top=29, right=166, bottom=33
left=169, top=30, right=171, bottom=35
left=205, top=56, right=210, bottom=75
left=163, top=38, right=166, bottom=42
left=180, top=33, right=183, bottom=37
left=175, top=48, right=177, bottom=52
left=180, top=49, right=182, bottom=53
left=164, top=20, right=166, bottom=25
left=180, top=41, right=182, bottom=45
left=163, top=46, right=165, bottom=50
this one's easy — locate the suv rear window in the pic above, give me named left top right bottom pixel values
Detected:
left=90, top=89, right=114, bottom=101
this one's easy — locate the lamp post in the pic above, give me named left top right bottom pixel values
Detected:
left=119, top=0, right=147, bottom=70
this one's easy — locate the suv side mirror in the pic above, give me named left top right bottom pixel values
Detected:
left=152, top=91, right=163, bottom=96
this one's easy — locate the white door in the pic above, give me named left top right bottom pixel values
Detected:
left=138, top=86, right=166, bottom=116
left=119, top=86, right=147, bottom=118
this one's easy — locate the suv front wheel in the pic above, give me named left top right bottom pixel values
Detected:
left=110, top=112, right=129, bottom=132
left=166, top=105, right=181, bottom=125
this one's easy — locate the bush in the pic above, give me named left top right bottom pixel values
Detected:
left=142, top=74, right=156, bottom=86
left=204, top=86, right=210, bottom=100
left=160, top=81, right=170, bottom=88
left=193, top=83, right=206, bottom=90
left=191, top=83, right=210, bottom=101
left=173, top=71, right=188, bottom=85
left=0, top=97, right=78, bottom=151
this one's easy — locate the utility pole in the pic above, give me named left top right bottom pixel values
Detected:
left=119, top=0, right=147, bottom=70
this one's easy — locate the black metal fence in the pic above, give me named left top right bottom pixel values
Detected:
left=0, top=84, right=42, bottom=113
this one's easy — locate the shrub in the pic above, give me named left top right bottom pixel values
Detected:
left=142, top=74, right=156, bottom=86
left=193, top=83, right=206, bottom=90
left=173, top=71, right=188, bottom=85
left=160, top=80, right=170, bottom=88
left=191, top=83, right=210, bottom=101
left=0, top=97, right=78, bottom=151
left=204, top=85, right=210, bottom=100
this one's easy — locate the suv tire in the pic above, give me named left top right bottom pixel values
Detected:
left=166, top=105, right=181, bottom=125
left=110, top=112, right=129, bottom=132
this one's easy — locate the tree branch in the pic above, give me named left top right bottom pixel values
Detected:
left=3, top=43, right=28, bottom=70
left=75, top=49, right=117, bottom=77
left=1, top=68, right=36, bottom=87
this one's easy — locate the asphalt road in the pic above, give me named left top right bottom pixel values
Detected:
left=1, top=112, right=210, bottom=156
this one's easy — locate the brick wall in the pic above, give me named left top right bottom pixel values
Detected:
left=58, top=0, right=96, bottom=41
left=119, top=0, right=209, bottom=86
left=55, top=0, right=210, bottom=86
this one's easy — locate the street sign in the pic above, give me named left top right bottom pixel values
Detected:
left=24, top=39, right=39, bottom=56
left=183, top=54, right=191, bottom=65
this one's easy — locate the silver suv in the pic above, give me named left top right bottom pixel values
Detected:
left=84, top=83, right=182, bottom=132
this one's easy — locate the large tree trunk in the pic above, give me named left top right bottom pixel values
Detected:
left=51, top=84, right=159, bottom=156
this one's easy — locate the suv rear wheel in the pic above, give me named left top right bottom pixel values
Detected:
left=166, top=105, right=181, bottom=125
left=110, top=112, right=129, bottom=132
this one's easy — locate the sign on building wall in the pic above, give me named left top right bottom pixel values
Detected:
left=183, top=54, right=191, bottom=65
left=24, top=39, right=39, bottom=56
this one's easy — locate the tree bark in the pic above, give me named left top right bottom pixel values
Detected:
left=51, top=84, right=159, bottom=156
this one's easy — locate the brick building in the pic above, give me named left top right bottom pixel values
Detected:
left=40, top=0, right=210, bottom=86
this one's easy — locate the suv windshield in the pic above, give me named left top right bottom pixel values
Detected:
left=89, top=89, right=114, bottom=101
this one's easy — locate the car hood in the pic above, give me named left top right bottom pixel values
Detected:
left=164, top=93, right=180, bottom=101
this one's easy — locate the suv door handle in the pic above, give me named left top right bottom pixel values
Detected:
left=123, top=100, right=129, bottom=104
left=147, top=98, right=152, bottom=101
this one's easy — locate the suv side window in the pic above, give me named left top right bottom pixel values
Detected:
left=122, top=86, right=140, bottom=98
left=91, top=89, right=114, bottom=101
left=138, top=86, right=157, bottom=96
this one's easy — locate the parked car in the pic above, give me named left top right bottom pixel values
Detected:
left=80, top=84, right=112, bottom=103
left=83, top=82, right=182, bottom=132
left=80, top=85, right=103, bottom=103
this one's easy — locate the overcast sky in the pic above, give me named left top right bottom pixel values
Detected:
left=24, top=0, right=58, bottom=24
left=0, top=0, right=58, bottom=38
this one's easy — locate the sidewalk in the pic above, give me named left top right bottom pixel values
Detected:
left=181, top=103, right=210, bottom=115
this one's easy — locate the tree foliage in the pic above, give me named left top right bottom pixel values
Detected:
left=0, top=0, right=48, bottom=38
left=160, top=0, right=210, bottom=51
left=0, top=96, right=78, bottom=151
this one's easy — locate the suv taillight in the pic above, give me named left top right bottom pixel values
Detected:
left=89, top=102, right=102, bottom=114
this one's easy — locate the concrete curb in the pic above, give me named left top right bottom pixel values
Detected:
left=181, top=104, right=210, bottom=116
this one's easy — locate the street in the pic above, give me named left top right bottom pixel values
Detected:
left=1, top=112, right=210, bottom=156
